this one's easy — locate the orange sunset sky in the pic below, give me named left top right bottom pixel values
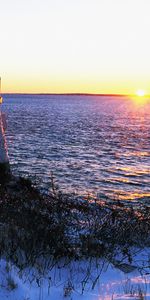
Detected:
left=0, top=0, right=150, bottom=94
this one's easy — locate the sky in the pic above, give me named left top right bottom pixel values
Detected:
left=0, top=0, right=150, bottom=94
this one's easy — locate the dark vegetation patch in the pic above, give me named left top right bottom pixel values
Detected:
left=0, top=175, right=150, bottom=268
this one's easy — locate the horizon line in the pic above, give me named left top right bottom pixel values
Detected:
left=2, top=92, right=150, bottom=98
left=2, top=92, right=130, bottom=96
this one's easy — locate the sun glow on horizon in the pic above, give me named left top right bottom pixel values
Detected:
left=131, top=89, right=150, bottom=105
left=136, top=89, right=146, bottom=97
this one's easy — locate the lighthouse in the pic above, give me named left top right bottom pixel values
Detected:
left=0, top=78, right=10, bottom=182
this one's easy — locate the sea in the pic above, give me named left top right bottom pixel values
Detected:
left=3, top=94, right=150, bottom=205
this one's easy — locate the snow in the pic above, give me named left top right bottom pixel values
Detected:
left=0, top=248, right=150, bottom=300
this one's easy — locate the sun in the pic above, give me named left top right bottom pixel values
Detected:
left=131, top=89, right=149, bottom=105
left=136, top=89, right=146, bottom=97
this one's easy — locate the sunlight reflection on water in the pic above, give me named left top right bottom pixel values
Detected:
left=3, top=94, right=150, bottom=204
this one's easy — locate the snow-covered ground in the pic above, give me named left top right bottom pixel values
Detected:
left=0, top=248, right=149, bottom=300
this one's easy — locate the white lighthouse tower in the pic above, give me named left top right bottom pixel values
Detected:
left=0, top=78, right=10, bottom=182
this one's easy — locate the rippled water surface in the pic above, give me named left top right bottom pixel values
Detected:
left=3, top=94, right=150, bottom=203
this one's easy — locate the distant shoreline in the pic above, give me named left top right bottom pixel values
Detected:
left=3, top=93, right=129, bottom=97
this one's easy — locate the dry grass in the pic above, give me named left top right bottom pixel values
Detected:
left=0, top=175, right=150, bottom=268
